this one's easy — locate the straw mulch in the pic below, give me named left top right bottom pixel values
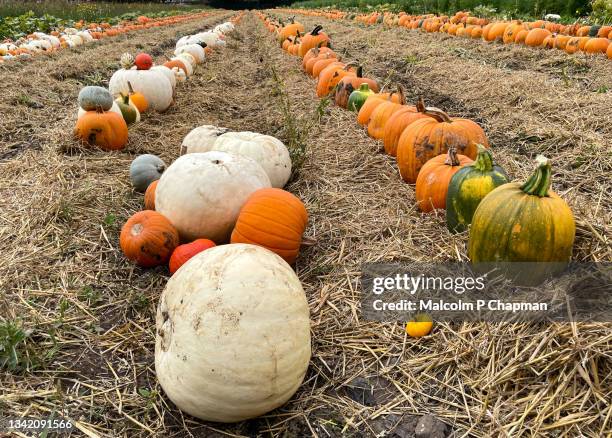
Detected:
left=0, top=10, right=610, bottom=437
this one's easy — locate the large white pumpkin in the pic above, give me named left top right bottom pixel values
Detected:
left=108, top=69, right=173, bottom=112
left=150, top=65, right=176, bottom=92
left=212, top=131, right=292, bottom=188
left=155, top=151, right=271, bottom=242
left=180, top=125, right=231, bottom=155
left=155, top=243, right=311, bottom=423
left=174, top=44, right=205, bottom=64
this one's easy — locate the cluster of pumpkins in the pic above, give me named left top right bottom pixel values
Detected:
left=0, top=12, right=212, bottom=63
left=279, top=8, right=612, bottom=59
left=122, top=124, right=312, bottom=421
left=74, top=19, right=239, bottom=151
left=266, top=15, right=577, bottom=280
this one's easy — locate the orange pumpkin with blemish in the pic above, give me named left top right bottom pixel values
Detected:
left=120, top=210, right=179, bottom=267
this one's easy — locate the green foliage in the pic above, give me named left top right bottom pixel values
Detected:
left=591, top=0, right=612, bottom=23
left=0, top=2, right=206, bottom=41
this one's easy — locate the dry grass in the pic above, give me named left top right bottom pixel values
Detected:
left=0, top=9, right=610, bottom=438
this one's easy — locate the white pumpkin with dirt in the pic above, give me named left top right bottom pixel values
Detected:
left=180, top=125, right=231, bottom=155
left=155, top=243, right=311, bottom=423
left=154, top=151, right=271, bottom=242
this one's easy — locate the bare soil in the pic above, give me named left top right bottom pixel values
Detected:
left=0, top=10, right=610, bottom=438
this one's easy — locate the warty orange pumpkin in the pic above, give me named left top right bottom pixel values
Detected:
left=120, top=210, right=179, bottom=267
left=230, top=188, right=308, bottom=264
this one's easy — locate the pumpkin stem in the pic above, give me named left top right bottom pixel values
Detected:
left=356, top=65, right=363, bottom=77
left=127, top=81, right=135, bottom=95
left=472, top=144, right=494, bottom=172
left=311, top=25, right=323, bottom=35
left=444, top=147, right=461, bottom=166
left=416, top=97, right=426, bottom=113
left=422, top=106, right=453, bottom=123
left=358, top=83, right=370, bottom=92
left=120, top=92, right=130, bottom=105
left=521, top=155, right=551, bottom=197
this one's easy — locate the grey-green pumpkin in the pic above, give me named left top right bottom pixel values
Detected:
left=446, top=145, right=509, bottom=233
left=130, top=154, right=166, bottom=192
left=78, top=86, right=114, bottom=112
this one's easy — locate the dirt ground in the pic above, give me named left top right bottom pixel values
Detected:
left=0, top=10, right=610, bottom=437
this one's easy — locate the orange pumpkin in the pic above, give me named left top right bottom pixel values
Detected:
left=230, top=188, right=308, bottom=264
left=127, top=81, right=148, bottom=113
left=307, top=52, right=338, bottom=77
left=302, top=46, right=335, bottom=70
left=584, top=38, right=610, bottom=55
left=525, top=28, right=552, bottom=47
left=168, top=238, right=216, bottom=274
left=357, top=89, right=405, bottom=126
left=608, top=42, right=612, bottom=59
left=415, top=148, right=473, bottom=212
left=334, top=67, right=379, bottom=109
left=120, top=211, right=179, bottom=267
left=316, top=63, right=357, bottom=97
left=74, top=110, right=128, bottom=151
left=382, top=98, right=430, bottom=156
left=367, top=100, right=406, bottom=140
left=396, top=106, right=489, bottom=183
left=164, top=59, right=189, bottom=75
left=144, top=180, right=158, bottom=210
left=298, top=25, right=330, bottom=57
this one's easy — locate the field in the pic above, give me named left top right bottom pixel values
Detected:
left=0, top=5, right=611, bottom=438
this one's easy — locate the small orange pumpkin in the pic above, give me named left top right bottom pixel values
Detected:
left=144, top=180, right=158, bottom=210
left=357, top=89, right=405, bottom=126
left=120, top=211, right=179, bottom=267
left=415, top=148, right=473, bottom=212
left=74, top=110, right=128, bottom=151
left=127, top=82, right=148, bottom=114
left=168, top=238, right=216, bottom=274
left=230, top=188, right=308, bottom=264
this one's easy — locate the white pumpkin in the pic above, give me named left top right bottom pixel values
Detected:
left=169, top=56, right=194, bottom=76
left=194, top=31, right=223, bottom=48
left=214, top=22, right=235, bottom=34
left=172, top=67, right=187, bottom=83
left=63, top=27, right=78, bottom=35
left=0, top=43, right=17, bottom=56
left=155, top=151, right=271, bottom=242
left=212, top=131, right=292, bottom=188
left=180, top=125, right=231, bottom=155
left=151, top=65, right=176, bottom=92
left=77, top=101, right=123, bottom=119
left=77, top=31, right=94, bottom=43
left=38, top=34, right=60, bottom=48
left=67, top=34, right=84, bottom=46
left=108, top=68, right=173, bottom=112
left=155, top=243, right=311, bottom=423
left=174, top=44, right=205, bottom=63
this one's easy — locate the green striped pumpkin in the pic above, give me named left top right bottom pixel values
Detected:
left=446, top=145, right=508, bottom=233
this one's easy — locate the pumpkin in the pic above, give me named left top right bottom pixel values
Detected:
left=231, top=188, right=308, bottom=264
left=279, top=20, right=305, bottom=43
left=514, top=29, right=529, bottom=44
left=502, top=22, right=526, bottom=44
left=525, top=28, right=552, bottom=47
left=357, top=90, right=405, bottom=126
left=311, top=58, right=343, bottom=78
left=302, top=46, right=334, bottom=71
left=396, top=106, right=489, bottom=183
left=608, top=42, right=612, bottom=60
left=334, top=67, right=379, bottom=109
left=77, top=101, right=123, bottom=120
left=367, top=90, right=408, bottom=140
left=306, top=51, right=338, bottom=77
left=151, top=65, right=177, bottom=92
left=164, top=59, right=191, bottom=76
left=168, top=238, right=216, bottom=274
left=298, top=25, right=330, bottom=57
left=144, top=180, right=158, bottom=210
left=180, top=125, right=231, bottom=155
left=174, top=44, right=206, bottom=63
left=347, top=83, right=376, bottom=112
left=382, top=98, right=430, bottom=156
left=109, top=65, right=173, bottom=112
left=155, top=152, right=271, bottom=242
left=74, top=110, right=128, bottom=151
left=130, top=154, right=166, bottom=192
left=445, top=145, right=508, bottom=233
left=316, top=63, right=357, bottom=97
left=468, top=155, right=575, bottom=266
left=120, top=210, right=179, bottom=267
left=155, top=243, right=311, bottom=422
left=415, top=148, right=473, bottom=212
left=115, top=93, right=140, bottom=125
left=134, top=53, right=153, bottom=70
left=584, top=38, right=609, bottom=54
left=126, top=82, right=148, bottom=114
left=211, top=132, right=292, bottom=189
left=405, top=313, right=433, bottom=337
left=78, top=86, right=113, bottom=111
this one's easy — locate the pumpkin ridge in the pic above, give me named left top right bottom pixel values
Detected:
left=235, top=219, right=302, bottom=247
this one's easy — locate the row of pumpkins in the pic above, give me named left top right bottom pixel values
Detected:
left=0, top=11, right=213, bottom=63
left=74, top=19, right=238, bottom=150
left=88, top=13, right=313, bottom=424
left=279, top=8, right=612, bottom=59
left=264, top=14, right=576, bottom=276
